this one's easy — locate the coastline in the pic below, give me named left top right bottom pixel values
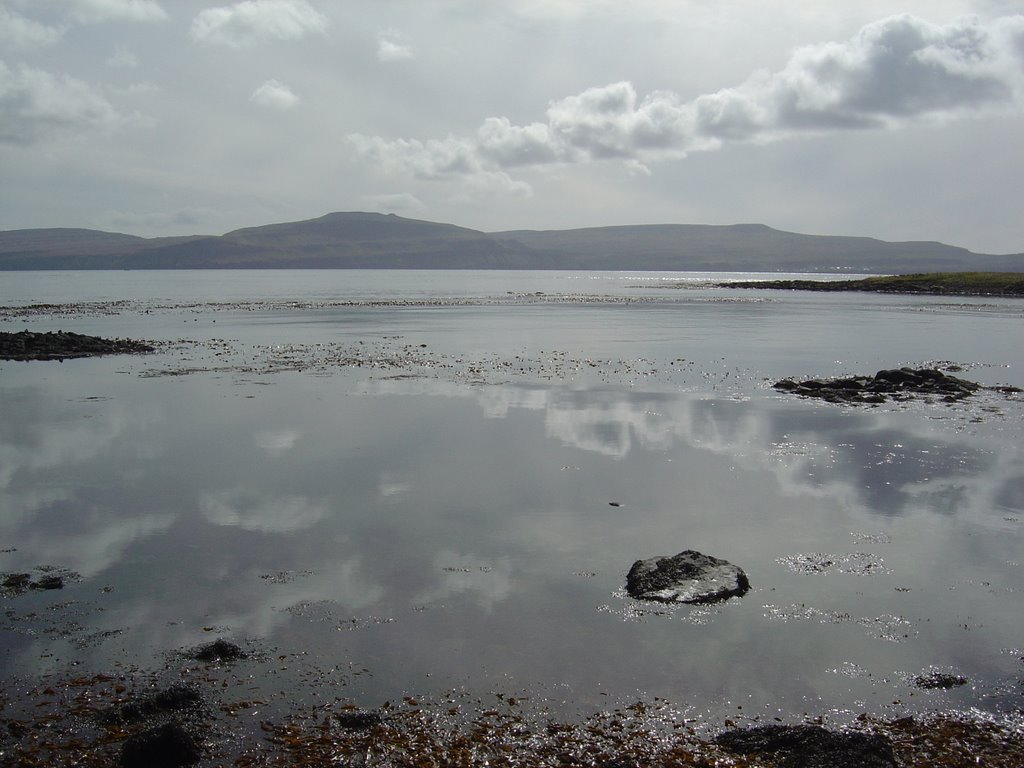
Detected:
left=715, top=272, right=1024, bottom=297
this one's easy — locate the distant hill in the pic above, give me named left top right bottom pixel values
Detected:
left=1, top=212, right=1021, bottom=272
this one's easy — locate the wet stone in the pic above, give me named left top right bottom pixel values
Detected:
left=334, top=709, right=385, bottom=729
left=102, top=685, right=202, bottom=725
left=120, top=720, right=201, bottom=768
left=2, top=573, right=31, bottom=590
left=625, top=550, right=750, bottom=604
left=913, top=671, right=969, bottom=690
left=187, top=638, right=246, bottom=662
left=33, top=575, right=64, bottom=590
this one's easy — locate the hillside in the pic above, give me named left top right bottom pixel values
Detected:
left=1, top=212, right=1021, bottom=272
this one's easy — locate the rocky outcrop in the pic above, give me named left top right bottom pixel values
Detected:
left=0, top=330, right=154, bottom=361
left=715, top=724, right=896, bottom=768
left=625, top=550, right=750, bottom=604
left=773, top=367, right=989, bottom=404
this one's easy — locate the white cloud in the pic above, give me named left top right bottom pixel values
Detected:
left=107, top=45, right=139, bottom=68
left=250, top=78, right=299, bottom=109
left=364, top=192, right=427, bottom=215
left=349, top=14, right=1024, bottom=189
left=191, top=0, right=327, bottom=47
left=0, top=7, right=64, bottom=48
left=0, top=60, right=124, bottom=144
left=377, top=30, right=413, bottom=62
left=61, top=0, right=168, bottom=23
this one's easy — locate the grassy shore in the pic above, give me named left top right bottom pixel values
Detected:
left=717, top=272, right=1024, bottom=297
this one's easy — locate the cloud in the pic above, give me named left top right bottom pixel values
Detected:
left=191, top=0, right=327, bottom=47
left=349, top=14, right=1024, bottom=188
left=250, top=78, right=299, bottom=109
left=60, top=0, right=168, bottom=23
left=0, top=7, right=64, bottom=48
left=107, top=46, right=140, bottom=68
left=347, top=132, right=533, bottom=197
left=364, top=192, right=427, bottom=215
left=377, top=30, right=413, bottom=62
left=0, top=61, right=124, bottom=145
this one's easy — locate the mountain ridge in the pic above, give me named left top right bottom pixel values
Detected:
left=1, top=212, right=1021, bottom=272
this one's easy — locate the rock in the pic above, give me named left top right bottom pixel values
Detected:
left=120, top=721, right=201, bottom=768
left=103, top=685, right=202, bottom=725
left=2, top=573, right=31, bottom=590
left=774, top=367, right=983, bottom=404
left=33, top=575, right=64, bottom=590
left=187, top=638, right=246, bottom=662
left=714, top=724, right=896, bottom=768
left=913, top=672, right=968, bottom=690
left=334, top=709, right=385, bottom=729
left=626, top=550, right=750, bottom=604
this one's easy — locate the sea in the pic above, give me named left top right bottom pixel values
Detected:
left=1, top=269, right=1023, bottom=730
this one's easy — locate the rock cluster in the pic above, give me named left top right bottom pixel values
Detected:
left=625, top=550, right=750, bottom=604
left=774, top=367, right=983, bottom=404
left=0, top=330, right=154, bottom=361
left=2, top=570, right=69, bottom=594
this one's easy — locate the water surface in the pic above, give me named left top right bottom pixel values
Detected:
left=2, top=270, right=1022, bottom=727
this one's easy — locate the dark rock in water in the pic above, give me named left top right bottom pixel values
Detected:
left=120, top=721, right=201, bottom=768
left=33, top=574, right=64, bottom=590
left=334, top=709, right=385, bottom=729
left=774, top=367, right=983, bottom=404
left=2, top=573, right=32, bottom=590
left=913, top=671, right=968, bottom=690
left=715, top=724, right=896, bottom=768
left=103, top=685, right=202, bottom=725
left=626, top=550, right=750, bottom=604
left=0, top=330, right=154, bottom=361
left=188, top=638, right=246, bottom=662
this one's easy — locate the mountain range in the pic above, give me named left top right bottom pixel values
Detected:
left=1, top=212, right=1021, bottom=272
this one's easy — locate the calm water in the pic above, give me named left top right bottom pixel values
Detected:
left=2, top=270, right=1023, bottom=725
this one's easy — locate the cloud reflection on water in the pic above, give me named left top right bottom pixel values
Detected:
left=2, top=365, right=1022, bottom=717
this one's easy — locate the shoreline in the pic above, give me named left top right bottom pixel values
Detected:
left=2, top=659, right=1022, bottom=767
left=715, top=272, right=1024, bottom=297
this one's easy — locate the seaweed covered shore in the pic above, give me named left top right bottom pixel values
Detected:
left=1, top=659, right=1022, bottom=767
left=716, top=272, right=1024, bottom=297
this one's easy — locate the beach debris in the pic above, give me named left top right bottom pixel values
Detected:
left=626, top=550, right=750, bottom=604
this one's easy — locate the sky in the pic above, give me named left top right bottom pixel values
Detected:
left=1, top=0, right=1023, bottom=254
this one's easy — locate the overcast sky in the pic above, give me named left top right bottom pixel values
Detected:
left=2, top=0, right=1023, bottom=253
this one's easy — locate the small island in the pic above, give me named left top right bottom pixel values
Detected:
left=717, top=272, right=1024, bottom=297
